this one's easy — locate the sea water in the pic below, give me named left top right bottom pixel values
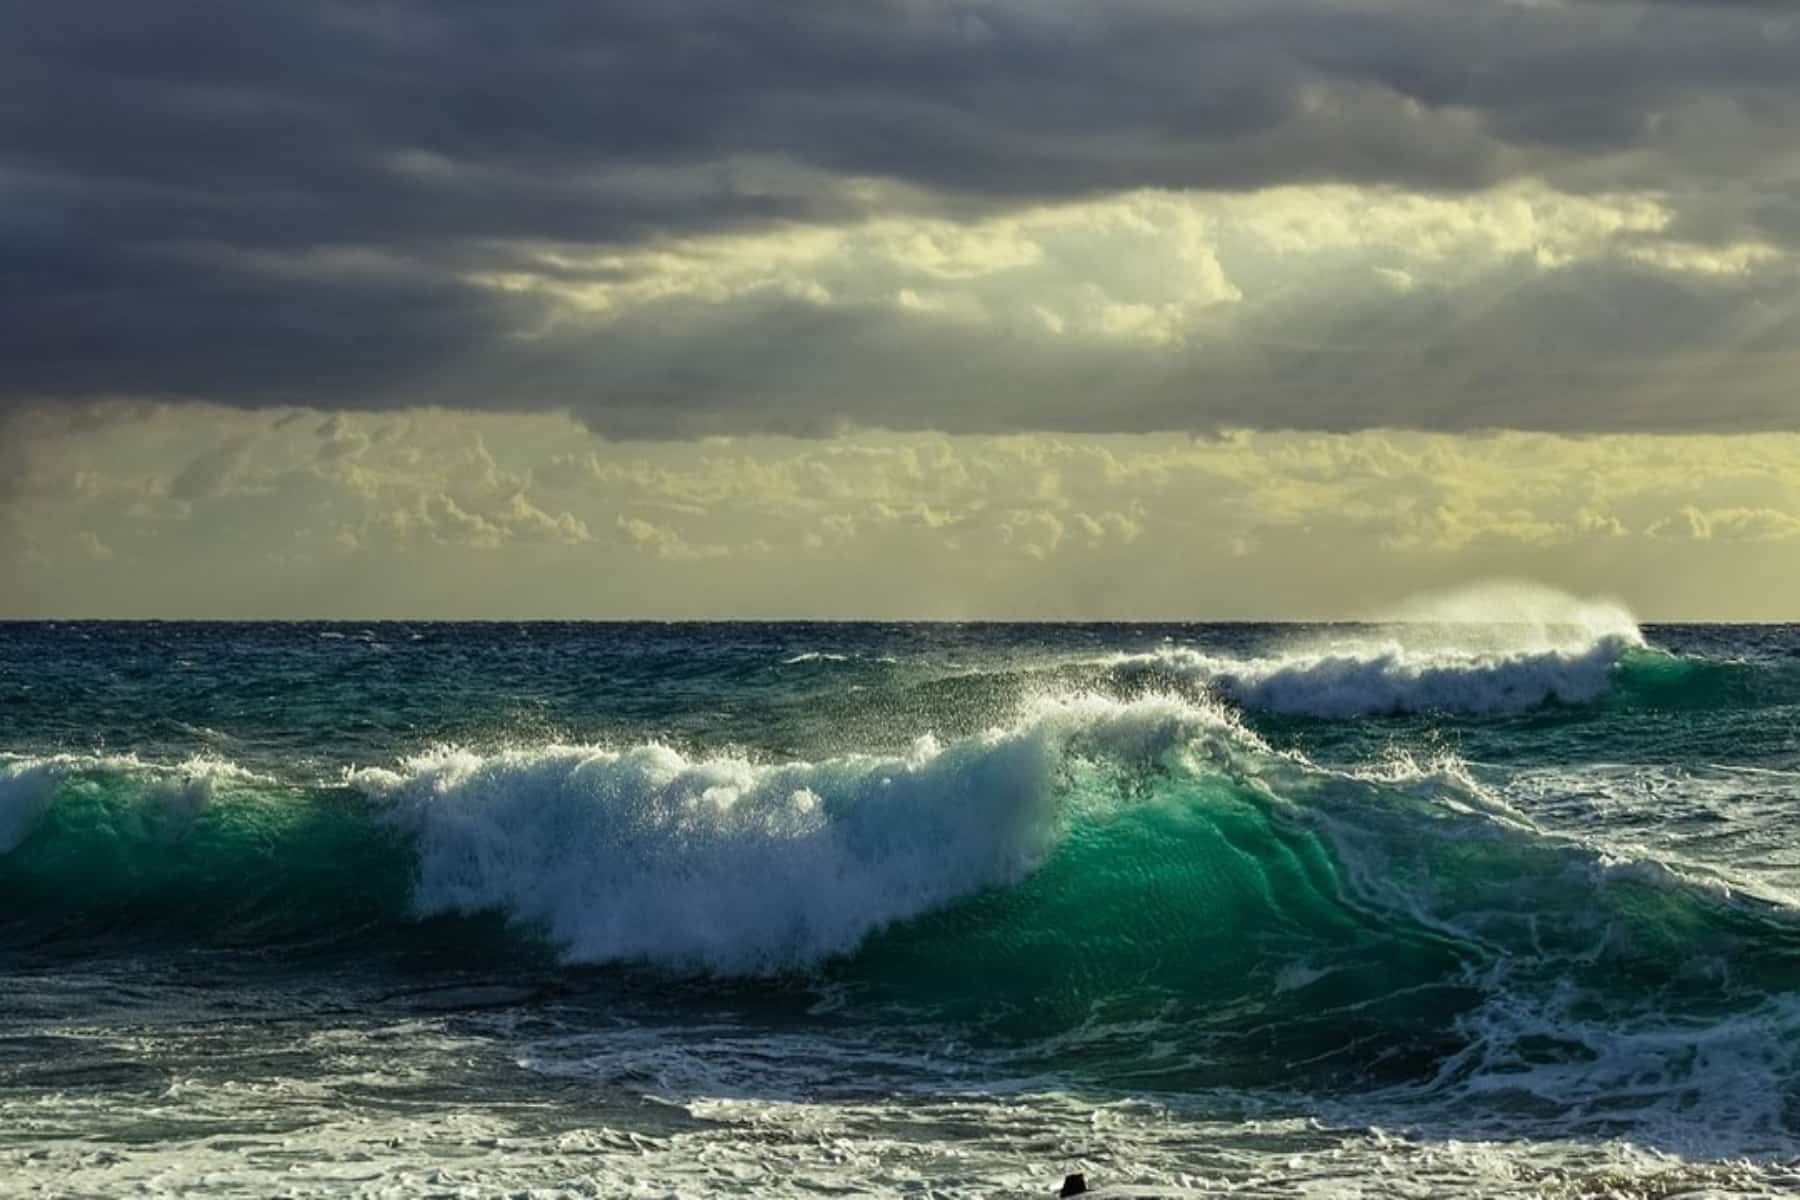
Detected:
left=4, top=595, right=1799, bottom=1195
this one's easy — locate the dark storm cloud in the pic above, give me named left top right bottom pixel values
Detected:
left=3, top=0, right=1798, bottom=432
left=464, top=255, right=1800, bottom=439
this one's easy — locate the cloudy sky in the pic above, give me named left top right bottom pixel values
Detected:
left=5, top=0, right=1799, bottom=618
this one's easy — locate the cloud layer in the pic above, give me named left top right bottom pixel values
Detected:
left=5, top=0, right=1799, bottom=436
left=11, top=406, right=1800, bottom=619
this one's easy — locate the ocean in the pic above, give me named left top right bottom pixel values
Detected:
left=4, top=599, right=1800, bottom=1196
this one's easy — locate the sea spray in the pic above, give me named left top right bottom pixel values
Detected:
left=1384, top=580, right=1642, bottom=644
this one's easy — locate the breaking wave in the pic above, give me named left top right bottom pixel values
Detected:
left=4, top=685, right=1799, bottom=1135
left=354, top=693, right=1246, bottom=972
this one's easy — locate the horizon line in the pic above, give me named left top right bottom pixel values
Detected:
left=0, top=617, right=1791, bottom=627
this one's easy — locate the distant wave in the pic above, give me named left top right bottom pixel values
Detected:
left=1104, top=635, right=1648, bottom=717
left=1093, top=583, right=1653, bottom=716
left=779, top=651, right=900, bottom=665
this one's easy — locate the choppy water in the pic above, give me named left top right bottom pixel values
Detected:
left=5, top=595, right=1800, bottom=1196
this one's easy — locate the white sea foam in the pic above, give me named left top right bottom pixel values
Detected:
left=352, top=692, right=1246, bottom=974
left=16, top=1008, right=1782, bottom=1200
left=1423, top=984, right=1800, bottom=1158
left=1500, top=762, right=1800, bottom=908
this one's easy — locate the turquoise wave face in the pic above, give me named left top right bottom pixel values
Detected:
left=840, top=762, right=1483, bottom=1087
left=842, top=753, right=1800, bottom=1093
left=1610, top=646, right=1800, bottom=711
left=0, top=759, right=535, bottom=965
left=0, top=761, right=402, bottom=946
